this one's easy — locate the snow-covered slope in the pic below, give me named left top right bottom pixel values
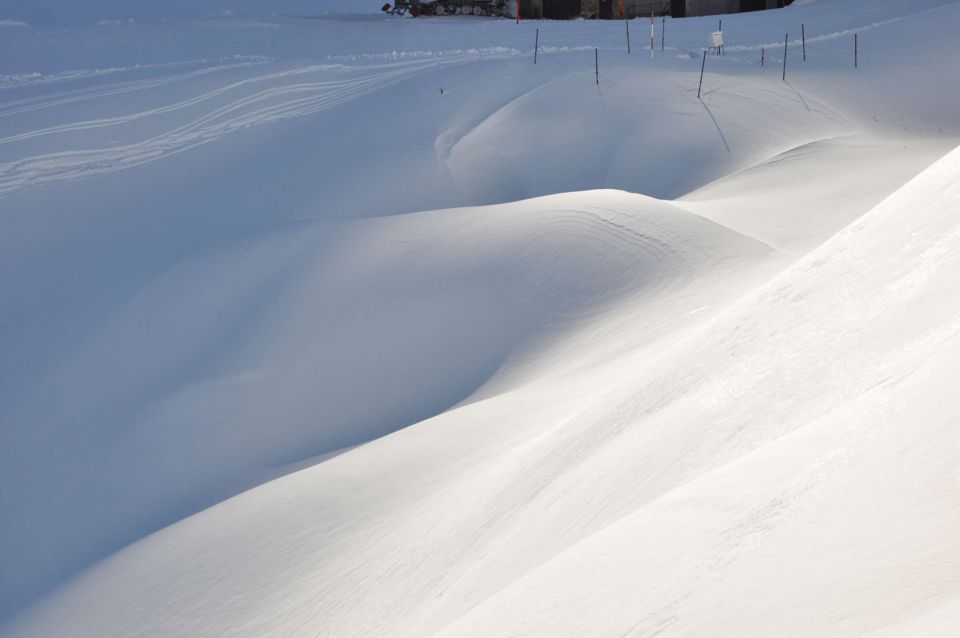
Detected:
left=7, top=146, right=960, bottom=637
left=2, top=0, right=959, bottom=635
left=0, top=1, right=372, bottom=29
left=439, top=138, right=960, bottom=638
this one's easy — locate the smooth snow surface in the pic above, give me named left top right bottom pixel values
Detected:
left=0, top=1, right=371, bottom=28
left=2, top=0, right=959, bottom=636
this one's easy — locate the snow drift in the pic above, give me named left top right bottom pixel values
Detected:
left=2, top=0, right=960, bottom=635
left=7, top=143, right=960, bottom=637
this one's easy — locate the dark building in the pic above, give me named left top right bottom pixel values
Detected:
left=667, top=0, right=794, bottom=17
left=556, top=0, right=793, bottom=19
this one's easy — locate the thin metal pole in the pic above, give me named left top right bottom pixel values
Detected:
left=661, top=18, right=665, bottom=52
left=802, top=24, right=806, bottom=61
left=855, top=32, right=858, bottom=68
left=782, top=33, right=788, bottom=81
left=534, top=28, right=538, bottom=64
left=595, top=48, right=599, bottom=85
left=698, top=49, right=707, bottom=98
left=625, top=9, right=631, bottom=54
left=761, top=47, right=765, bottom=67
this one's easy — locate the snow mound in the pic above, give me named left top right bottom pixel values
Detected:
left=439, top=140, right=960, bottom=638
left=7, top=142, right=959, bottom=637
left=0, top=189, right=769, bottom=634
left=2, top=0, right=960, bottom=632
left=441, top=65, right=849, bottom=202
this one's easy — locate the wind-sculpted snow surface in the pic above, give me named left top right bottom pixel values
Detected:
left=440, top=67, right=849, bottom=201
left=7, top=153, right=960, bottom=637
left=2, top=0, right=960, bottom=635
left=438, top=140, right=960, bottom=638
left=0, top=188, right=770, bottom=629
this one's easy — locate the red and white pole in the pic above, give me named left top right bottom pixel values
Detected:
left=650, top=10, right=655, bottom=59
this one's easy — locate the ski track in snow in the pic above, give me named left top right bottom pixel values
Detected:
left=0, top=56, right=272, bottom=90
left=0, top=52, right=513, bottom=199
left=0, top=60, right=270, bottom=119
left=507, top=205, right=690, bottom=318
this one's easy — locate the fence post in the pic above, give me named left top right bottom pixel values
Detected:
left=855, top=32, right=858, bottom=68
left=698, top=49, right=707, bottom=98
left=534, top=28, right=538, bottom=63
left=761, top=47, right=765, bottom=67
left=782, top=33, right=788, bottom=81
left=802, top=24, right=806, bottom=61
left=595, top=48, right=599, bottom=85
left=625, top=10, right=631, bottom=54
left=650, top=10, right=655, bottom=59
left=662, top=18, right=665, bottom=52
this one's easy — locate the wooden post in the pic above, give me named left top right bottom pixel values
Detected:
left=516, top=0, right=520, bottom=24
left=625, top=9, right=631, bottom=54
left=802, top=24, right=806, bottom=61
left=782, top=33, right=788, bottom=81
left=534, top=28, right=538, bottom=64
left=595, top=48, right=599, bottom=85
left=698, top=49, right=706, bottom=98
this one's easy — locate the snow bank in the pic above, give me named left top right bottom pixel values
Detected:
left=7, top=142, right=959, bottom=636
left=2, top=0, right=960, bottom=634
left=441, top=65, right=848, bottom=201
left=0, top=186, right=770, bottom=630
left=439, top=135, right=960, bottom=638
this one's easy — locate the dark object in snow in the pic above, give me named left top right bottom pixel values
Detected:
left=386, top=0, right=508, bottom=17
left=385, top=1, right=794, bottom=20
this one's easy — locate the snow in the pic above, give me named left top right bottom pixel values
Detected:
left=1, top=0, right=960, bottom=635
left=0, top=1, right=372, bottom=28
left=437, top=139, right=960, bottom=637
